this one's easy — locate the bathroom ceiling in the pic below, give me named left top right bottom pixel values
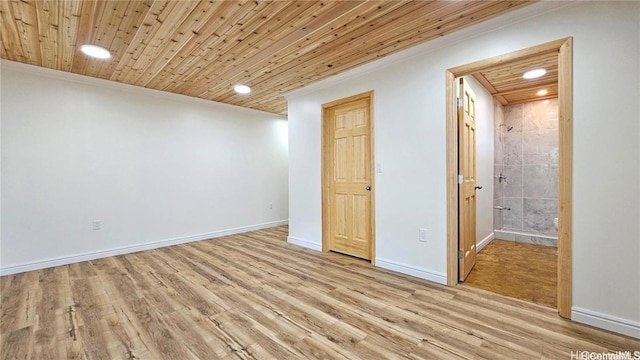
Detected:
left=471, top=51, right=559, bottom=105
left=0, top=0, right=533, bottom=115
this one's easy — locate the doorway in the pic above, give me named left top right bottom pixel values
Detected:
left=322, top=91, right=375, bottom=261
left=474, top=90, right=560, bottom=308
left=445, top=38, right=573, bottom=318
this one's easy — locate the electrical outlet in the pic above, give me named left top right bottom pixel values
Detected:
left=92, top=220, right=102, bottom=231
left=419, top=228, right=427, bottom=242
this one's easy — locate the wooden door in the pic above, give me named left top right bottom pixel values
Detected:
left=323, top=93, right=373, bottom=260
left=458, top=78, right=477, bottom=281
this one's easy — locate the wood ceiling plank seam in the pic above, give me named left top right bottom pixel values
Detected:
left=121, top=1, right=200, bottom=83
left=93, top=1, right=146, bottom=79
left=481, top=52, right=557, bottom=72
left=91, top=0, right=166, bottom=80
left=84, top=0, right=118, bottom=77
left=0, top=37, right=7, bottom=59
left=483, top=62, right=557, bottom=80
left=162, top=0, right=410, bottom=98
left=202, top=1, right=303, bottom=57
left=238, top=1, right=524, bottom=113
left=140, top=0, right=293, bottom=88
left=191, top=1, right=395, bottom=99
left=159, top=0, right=295, bottom=93
left=141, top=1, right=256, bottom=89
left=57, top=0, right=82, bottom=72
left=205, top=1, right=420, bottom=101
left=183, top=1, right=316, bottom=80
left=13, top=0, right=42, bottom=66
left=127, top=0, right=230, bottom=87
left=0, top=1, right=25, bottom=62
left=503, top=94, right=557, bottom=105
left=59, top=1, right=77, bottom=71
left=107, top=0, right=157, bottom=81
left=70, top=0, right=97, bottom=74
left=19, top=2, right=43, bottom=65
left=491, top=75, right=558, bottom=88
left=254, top=0, right=427, bottom=68
left=496, top=82, right=558, bottom=97
left=110, top=0, right=178, bottom=83
left=306, top=1, right=477, bottom=66
left=147, top=0, right=268, bottom=91
left=0, top=3, right=12, bottom=60
left=487, top=73, right=558, bottom=86
left=100, top=1, right=170, bottom=79
left=483, top=63, right=558, bottom=84
left=286, top=1, right=529, bottom=90
left=139, top=0, right=259, bottom=89
left=490, top=74, right=559, bottom=91
left=502, top=91, right=558, bottom=101
left=321, top=2, right=527, bottom=73
left=217, top=1, right=461, bottom=102
left=55, top=0, right=65, bottom=69
left=233, top=1, right=431, bottom=92
left=362, top=1, right=531, bottom=60
left=181, top=0, right=358, bottom=97
left=34, top=0, right=60, bottom=70
left=241, top=0, right=415, bottom=77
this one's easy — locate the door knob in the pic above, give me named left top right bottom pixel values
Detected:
left=366, top=185, right=371, bottom=191
left=475, top=186, right=483, bottom=190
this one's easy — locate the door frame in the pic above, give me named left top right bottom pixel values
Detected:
left=321, top=91, right=376, bottom=263
left=445, top=38, right=573, bottom=318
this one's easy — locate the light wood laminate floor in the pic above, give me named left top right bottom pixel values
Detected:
left=2, top=226, right=638, bottom=359
left=464, top=240, right=557, bottom=308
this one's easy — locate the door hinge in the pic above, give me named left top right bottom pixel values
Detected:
left=457, top=97, right=463, bottom=107
left=458, top=250, right=464, bottom=260
left=458, top=174, right=464, bottom=184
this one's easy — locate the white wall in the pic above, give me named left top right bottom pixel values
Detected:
left=287, top=2, right=639, bottom=337
left=461, top=76, right=495, bottom=249
left=1, top=61, right=289, bottom=274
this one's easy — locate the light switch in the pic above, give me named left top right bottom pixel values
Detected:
left=376, top=162, right=384, bottom=173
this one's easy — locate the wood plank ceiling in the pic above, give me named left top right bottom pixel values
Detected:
left=1, top=1, right=534, bottom=115
left=472, top=51, right=558, bottom=105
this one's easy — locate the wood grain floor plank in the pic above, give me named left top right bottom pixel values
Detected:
left=1, top=226, right=638, bottom=359
left=0, top=271, right=39, bottom=333
left=1, top=326, right=34, bottom=359
left=465, top=240, right=557, bottom=308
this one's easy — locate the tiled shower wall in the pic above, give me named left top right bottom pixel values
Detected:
left=494, top=99, right=559, bottom=244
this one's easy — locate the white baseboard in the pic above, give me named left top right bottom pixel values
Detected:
left=375, top=257, right=447, bottom=285
left=0, top=220, right=289, bottom=276
left=477, top=232, right=495, bottom=252
left=572, top=307, right=640, bottom=339
left=287, top=236, right=322, bottom=251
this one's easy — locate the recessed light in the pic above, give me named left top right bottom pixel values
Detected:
left=233, top=84, right=251, bottom=94
left=80, top=44, right=111, bottom=59
left=536, top=89, right=548, bottom=96
left=523, top=68, right=546, bottom=79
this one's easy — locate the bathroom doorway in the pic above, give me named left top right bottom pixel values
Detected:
left=466, top=96, right=560, bottom=308
left=445, top=38, right=573, bottom=317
